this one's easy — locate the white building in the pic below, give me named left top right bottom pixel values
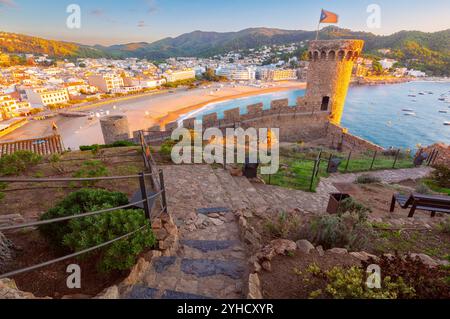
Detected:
left=123, top=78, right=166, bottom=89
left=88, top=74, right=124, bottom=93
left=216, top=66, right=256, bottom=81
left=163, top=69, right=196, bottom=83
left=25, top=88, right=70, bottom=107
left=379, top=58, right=398, bottom=70
left=0, top=94, right=31, bottom=119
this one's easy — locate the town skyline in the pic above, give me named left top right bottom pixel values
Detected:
left=0, top=0, right=449, bottom=45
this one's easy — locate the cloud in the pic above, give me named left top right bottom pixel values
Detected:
left=0, top=0, right=17, bottom=8
left=137, top=20, right=149, bottom=28
left=89, top=9, right=104, bottom=16
left=145, top=0, right=158, bottom=14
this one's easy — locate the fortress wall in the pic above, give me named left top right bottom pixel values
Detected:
left=327, top=123, right=384, bottom=152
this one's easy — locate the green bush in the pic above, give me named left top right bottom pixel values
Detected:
left=431, top=165, right=450, bottom=188
left=415, top=183, right=433, bottom=195
left=356, top=174, right=381, bottom=184
left=313, top=266, right=415, bottom=299
left=337, top=197, right=372, bottom=221
left=0, top=151, right=42, bottom=176
left=79, top=140, right=137, bottom=152
left=40, top=189, right=156, bottom=271
left=160, top=139, right=178, bottom=160
left=306, top=211, right=374, bottom=251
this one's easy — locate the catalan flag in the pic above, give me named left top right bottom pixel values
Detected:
left=320, top=9, right=339, bottom=24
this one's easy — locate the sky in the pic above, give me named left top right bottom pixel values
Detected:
left=0, top=0, right=449, bottom=45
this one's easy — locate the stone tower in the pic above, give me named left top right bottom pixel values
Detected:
left=100, top=115, right=130, bottom=144
left=305, top=39, right=365, bottom=124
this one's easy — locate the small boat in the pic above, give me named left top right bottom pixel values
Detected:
left=418, top=92, right=425, bottom=95
left=404, top=112, right=416, bottom=116
left=408, top=94, right=416, bottom=97
left=444, top=122, right=450, bottom=126
left=439, top=110, right=448, bottom=113
left=402, top=108, right=414, bottom=112
left=439, top=98, right=446, bottom=101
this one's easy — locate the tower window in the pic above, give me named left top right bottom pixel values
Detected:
left=321, top=96, right=330, bottom=111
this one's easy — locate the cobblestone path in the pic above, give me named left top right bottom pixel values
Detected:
left=122, top=165, right=432, bottom=299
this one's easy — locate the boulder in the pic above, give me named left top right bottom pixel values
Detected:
left=410, top=253, right=439, bottom=268
left=247, top=274, right=263, bottom=299
left=327, top=248, right=348, bottom=255
left=0, top=232, right=13, bottom=271
left=316, top=246, right=325, bottom=257
left=95, top=286, right=120, bottom=299
left=350, top=251, right=379, bottom=262
left=270, top=239, right=297, bottom=255
left=296, top=240, right=315, bottom=254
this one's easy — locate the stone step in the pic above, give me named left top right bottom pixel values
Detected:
left=232, top=176, right=268, bottom=210
left=212, top=168, right=253, bottom=210
left=124, top=285, right=212, bottom=300
left=189, top=165, right=228, bottom=208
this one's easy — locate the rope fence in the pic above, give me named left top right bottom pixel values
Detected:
left=0, top=132, right=168, bottom=280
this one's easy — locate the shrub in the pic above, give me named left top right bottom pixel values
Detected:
left=431, top=165, right=450, bottom=188
left=362, top=255, right=450, bottom=299
left=264, top=211, right=300, bottom=239
left=337, top=197, right=372, bottom=221
left=356, top=174, right=381, bottom=184
left=49, top=154, right=61, bottom=163
left=415, top=183, right=432, bottom=195
left=306, top=211, right=374, bottom=251
left=438, top=217, right=450, bottom=234
left=311, top=265, right=415, bottom=299
left=79, top=141, right=137, bottom=152
left=160, top=139, right=178, bottom=160
left=40, top=189, right=156, bottom=271
left=0, top=151, right=42, bottom=176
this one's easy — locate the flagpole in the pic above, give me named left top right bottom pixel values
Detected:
left=315, top=22, right=321, bottom=40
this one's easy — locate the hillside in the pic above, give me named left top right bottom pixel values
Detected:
left=0, top=32, right=108, bottom=58
left=0, top=27, right=449, bottom=75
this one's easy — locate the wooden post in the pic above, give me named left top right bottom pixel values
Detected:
left=345, top=152, right=352, bottom=172
left=310, top=159, right=318, bottom=192
left=393, top=149, right=400, bottom=169
left=370, top=151, right=377, bottom=170
left=326, top=154, right=333, bottom=173
left=139, top=172, right=151, bottom=220
left=159, top=169, right=168, bottom=214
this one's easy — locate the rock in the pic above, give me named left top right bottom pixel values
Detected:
left=151, top=219, right=162, bottom=230
left=243, top=211, right=254, bottom=218
left=296, top=240, right=315, bottom=254
left=350, top=251, right=379, bottom=262
left=95, top=286, right=120, bottom=299
left=383, top=253, right=395, bottom=260
left=195, top=214, right=208, bottom=227
left=327, top=248, right=348, bottom=255
left=143, top=250, right=162, bottom=261
left=123, top=258, right=150, bottom=285
left=230, top=166, right=243, bottom=177
left=209, top=218, right=224, bottom=226
left=410, top=253, right=439, bottom=267
left=247, top=274, right=263, bottom=299
left=239, top=217, right=247, bottom=229
left=0, top=279, right=47, bottom=299
left=270, top=239, right=297, bottom=255
left=316, top=246, right=325, bottom=257
left=163, top=223, right=178, bottom=236
left=252, top=261, right=262, bottom=273
left=261, top=261, right=272, bottom=272
left=0, top=232, right=14, bottom=271
left=208, top=213, right=221, bottom=218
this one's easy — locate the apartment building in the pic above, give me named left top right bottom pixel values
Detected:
left=163, top=69, right=196, bottom=83
left=216, top=66, right=256, bottom=81
left=88, top=74, right=124, bottom=93
left=25, top=88, right=70, bottom=107
left=123, top=77, right=166, bottom=89
left=0, top=94, right=31, bottom=119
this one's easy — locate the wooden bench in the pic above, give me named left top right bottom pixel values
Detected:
left=390, top=193, right=450, bottom=218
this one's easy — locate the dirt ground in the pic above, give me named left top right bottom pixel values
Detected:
left=0, top=147, right=148, bottom=298
left=260, top=250, right=361, bottom=299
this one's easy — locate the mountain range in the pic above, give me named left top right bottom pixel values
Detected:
left=0, top=26, right=449, bottom=75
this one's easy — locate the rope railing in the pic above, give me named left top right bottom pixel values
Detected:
left=0, top=135, right=170, bottom=280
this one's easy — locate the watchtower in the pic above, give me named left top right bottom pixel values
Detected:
left=305, top=39, right=365, bottom=124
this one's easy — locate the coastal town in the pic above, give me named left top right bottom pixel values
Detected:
left=0, top=41, right=431, bottom=141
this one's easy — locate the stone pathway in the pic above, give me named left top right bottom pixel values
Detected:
left=254, top=167, right=434, bottom=213
left=121, top=165, right=433, bottom=299
left=121, top=165, right=249, bottom=299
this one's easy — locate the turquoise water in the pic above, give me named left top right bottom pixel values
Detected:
left=185, top=81, right=450, bottom=150
left=342, top=82, right=450, bottom=150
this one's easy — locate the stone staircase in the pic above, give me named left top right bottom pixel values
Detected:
left=120, top=164, right=433, bottom=299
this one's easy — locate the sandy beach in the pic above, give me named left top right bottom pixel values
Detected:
left=0, top=81, right=306, bottom=149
